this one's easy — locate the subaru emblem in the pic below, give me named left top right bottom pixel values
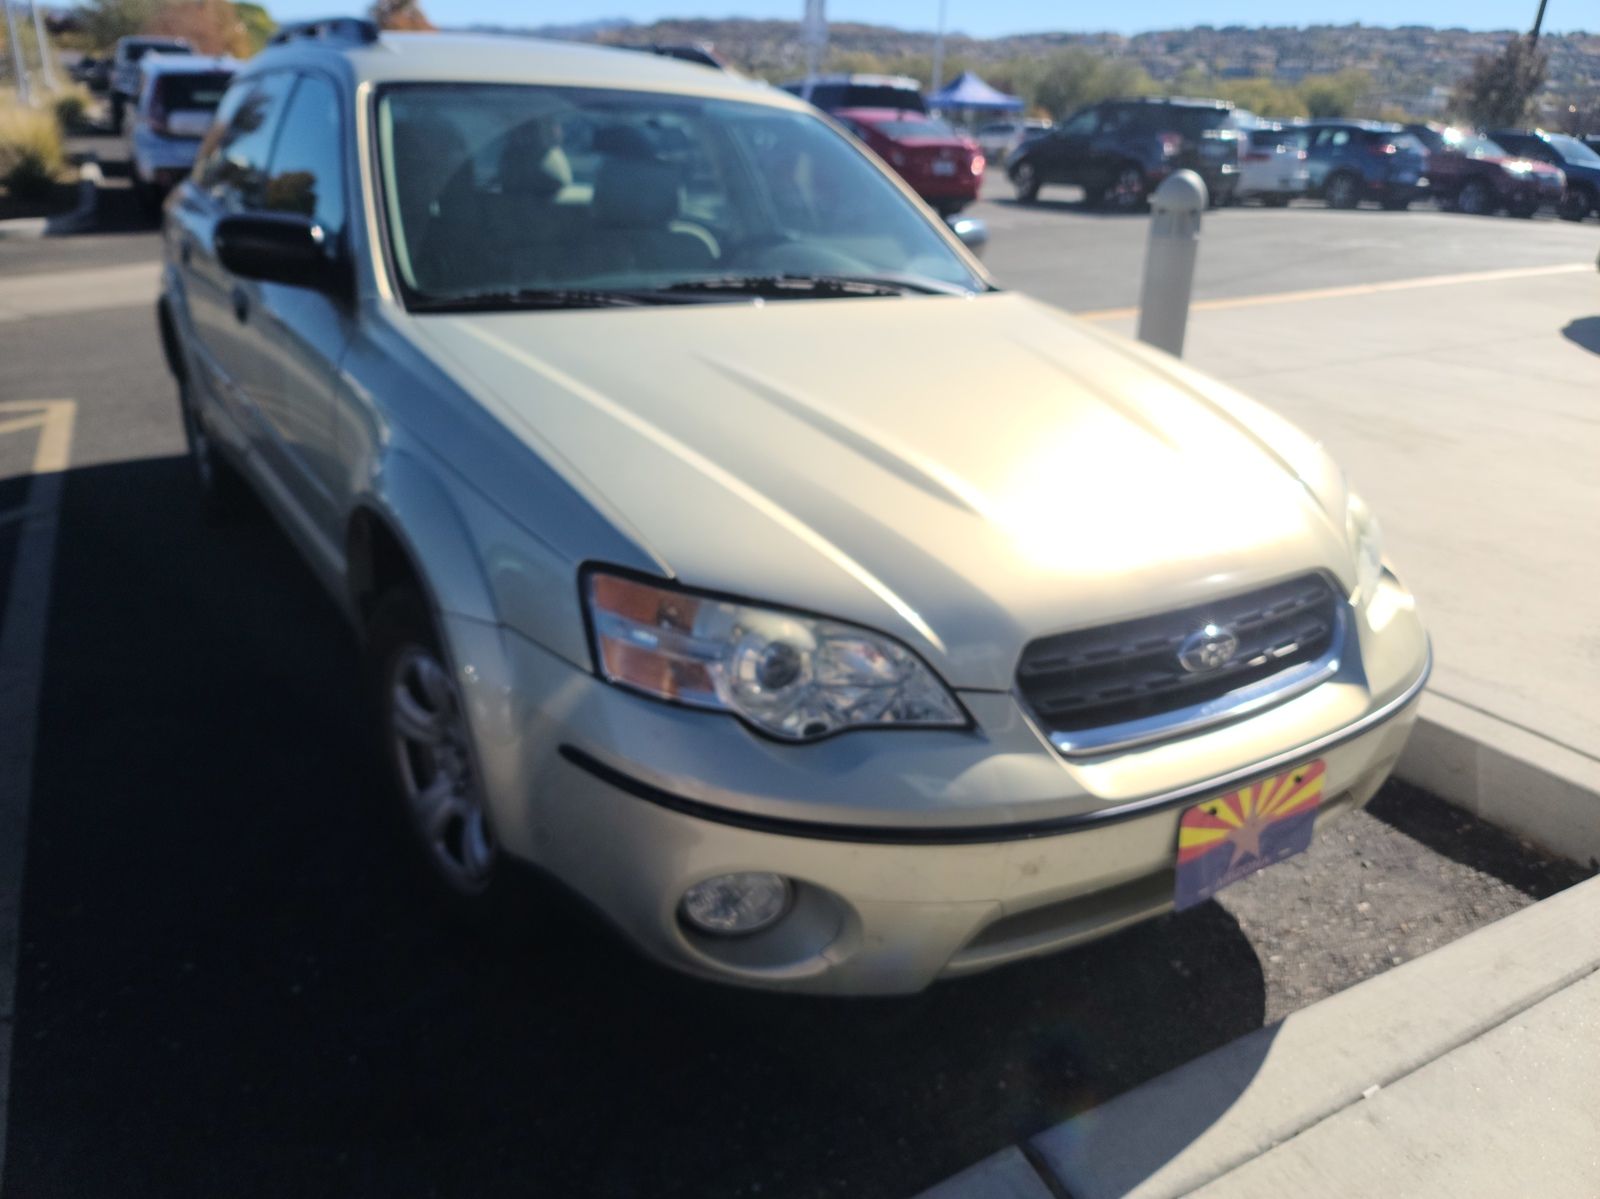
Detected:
left=1178, top=624, right=1239, bottom=673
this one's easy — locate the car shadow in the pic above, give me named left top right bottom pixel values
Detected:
left=1560, top=316, right=1600, bottom=356
left=4, top=455, right=1276, bottom=1199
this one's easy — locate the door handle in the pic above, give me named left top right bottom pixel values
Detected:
left=231, top=286, right=250, bottom=323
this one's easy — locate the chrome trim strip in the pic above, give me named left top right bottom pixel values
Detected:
left=1046, top=606, right=1349, bottom=758
left=562, top=641, right=1432, bottom=845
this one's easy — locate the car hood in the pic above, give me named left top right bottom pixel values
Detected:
left=411, top=292, right=1354, bottom=690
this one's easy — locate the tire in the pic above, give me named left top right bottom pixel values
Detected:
left=1103, top=163, right=1148, bottom=212
left=1558, top=186, right=1593, bottom=222
left=1457, top=179, right=1493, bottom=216
left=177, top=377, right=251, bottom=523
left=110, top=93, right=125, bottom=133
left=1010, top=160, right=1040, bottom=203
left=1325, top=172, right=1361, bottom=210
left=368, top=588, right=504, bottom=908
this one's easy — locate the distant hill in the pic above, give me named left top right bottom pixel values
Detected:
left=489, top=16, right=1599, bottom=119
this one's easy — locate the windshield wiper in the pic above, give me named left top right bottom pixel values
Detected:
left=410, top=287, right=662, bottom=313
left=655, top=273, right=966, bottom=299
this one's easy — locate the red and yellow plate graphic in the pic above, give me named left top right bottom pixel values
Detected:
left=1174, top=759, right=1326, bottom=911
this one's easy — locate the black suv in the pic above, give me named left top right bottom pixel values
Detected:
left=1005, top=97, right=1240, bottom=210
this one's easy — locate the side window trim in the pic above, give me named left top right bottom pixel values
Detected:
left=258, top=68, right=351, bottom=228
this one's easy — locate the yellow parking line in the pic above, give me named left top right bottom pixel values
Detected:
left=0, top=400, right=76, bottom=474
left=1075, top=262, right=1594, bottom=322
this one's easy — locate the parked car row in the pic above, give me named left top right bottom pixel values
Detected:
left=1001, top=96, right=1598, bottom=221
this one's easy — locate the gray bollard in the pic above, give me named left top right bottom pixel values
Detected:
left=1136, top=170, right=1208, bottom=357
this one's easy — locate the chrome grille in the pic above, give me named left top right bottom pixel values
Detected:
left=1017, top=575, right=1342, bottom=744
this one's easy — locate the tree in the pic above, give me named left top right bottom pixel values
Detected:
left=1210, top=76, right=1308, bottom=119
left=79, top=0, right=162, bottom=49
left=1030, top=48, right=1153, bottom=120
left=144, top=0, right=252, bottom=56
left=1298, top=69, right=1372, bottom=118
left=233, top=2, right=276, bottom=52
left=371, top=1, right=435, bottom=32
left=1452, top=36, right=1548, bottom=128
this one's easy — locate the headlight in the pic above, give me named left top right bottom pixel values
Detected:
left=1346, top=492, right=1384, bottom=604
left=585, top=572, right=966, bottom=741
left=1504, top=160, right=1532, bottom=175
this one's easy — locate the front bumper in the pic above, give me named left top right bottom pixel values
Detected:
left=447, top=573, right=1429, bottom=995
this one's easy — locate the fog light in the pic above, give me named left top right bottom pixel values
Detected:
left=680, top=873, right=792, bottom=936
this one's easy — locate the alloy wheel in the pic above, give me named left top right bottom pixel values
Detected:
left=388, top=645, right=496, bottom=893
left=1109, top=166, right=1146, bottom=211
left=1012, top=161, right=1039, bottom=202
left=1326, top=174, right=1359, bottom=209
left=1458, top=180, right=1491, bottom=216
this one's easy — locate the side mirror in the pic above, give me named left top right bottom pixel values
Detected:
left=946, top=215, right=989, bottom=258
left=214, top=212, right=348, bottom=296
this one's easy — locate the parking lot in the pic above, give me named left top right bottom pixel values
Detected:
left=0, top=152, right=1595, bottom=1199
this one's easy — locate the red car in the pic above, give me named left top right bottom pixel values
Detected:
left=1404, top=123, right=1566, bottom=217
left=833, top=107, right=985, bottom=216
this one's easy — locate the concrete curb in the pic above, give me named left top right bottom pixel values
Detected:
left=1397, top=692, right=1600, bottom=869
left=0, top=157, right=101, bottom=241
left=916, top=874, right=1600, bottom=1199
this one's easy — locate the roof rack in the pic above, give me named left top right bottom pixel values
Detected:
left=267, top=17, right=380, bottom=47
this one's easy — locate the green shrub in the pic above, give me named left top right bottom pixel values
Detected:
left=0, top=102, right=66, bottom=201
left=52, top=85, right=93, bottom=131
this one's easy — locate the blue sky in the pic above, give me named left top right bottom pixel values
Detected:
left=267, top=2, right=1585, bottom=39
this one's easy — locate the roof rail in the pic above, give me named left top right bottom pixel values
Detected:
left=267, top=17, right=380, bottom=47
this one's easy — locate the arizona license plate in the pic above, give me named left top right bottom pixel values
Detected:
left=1174, top=760, right=1326, bottom=910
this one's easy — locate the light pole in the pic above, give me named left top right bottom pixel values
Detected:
left=5, top=1, right=34, bottom=105
left=931, top=0, right=948, bottom=93
left=801, top=0, right=826, bottom=101
left=29, top=0, right=56, bottom=91
left=1530, top=0, right=1549, bottom=42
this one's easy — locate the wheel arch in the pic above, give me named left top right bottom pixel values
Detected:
left=344, top=450, right=500, bottom=641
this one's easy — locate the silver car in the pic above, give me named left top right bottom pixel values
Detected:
left=158, top=22, right=1430, bottom=995
left=127, top=54, right=237, bottom=212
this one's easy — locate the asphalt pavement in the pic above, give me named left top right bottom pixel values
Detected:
left=0, top=159, right=1593, bottom=1199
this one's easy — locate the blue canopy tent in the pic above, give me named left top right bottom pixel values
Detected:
left=927, top=71, right=1024, bottom=113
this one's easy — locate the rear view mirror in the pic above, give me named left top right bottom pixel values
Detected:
left=214, top=212, right=348, bottom=295
left=946, top=215, right=989, bottom=257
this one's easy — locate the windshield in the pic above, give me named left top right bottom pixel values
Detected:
left=868, top=116, right=959, bottom=139
left=1546, top=133, right=1600, bottom=165
left=377, top=84, right=983, bottom=309
left=1443, top=130, right=1505, bottom=158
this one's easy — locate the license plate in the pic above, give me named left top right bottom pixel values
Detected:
left=931, top=160, right=956, bottom=176
left=1396, top=171, right=1417, bottom=183
left=1174, top=760, right=1325, bottom=910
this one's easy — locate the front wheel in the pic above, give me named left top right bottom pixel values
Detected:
left=1010, top=161, right=1040, bottom=203
left=1103, top=163, right=1148, bottom=212
left=1558, top=186, right=1593, bottom=222
left=1456, top=179, right=1492, bottom=216
left=369, top=589, right=502, bottom=905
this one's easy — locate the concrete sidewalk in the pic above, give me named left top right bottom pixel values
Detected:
left=1091, top=264, right=1600, bottom=864
left=919, top=874, right=1600, bottom=1199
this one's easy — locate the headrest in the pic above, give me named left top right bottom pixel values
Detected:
left=593, top=157, right=681, bottom=229
left=592, top=124, right=657, bottom=159
left=499, top=120, right=564, bottom=199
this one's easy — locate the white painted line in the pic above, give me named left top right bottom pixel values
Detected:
left=1074, top=261, right=1595, bottom=322
left=0, top=399, right=76, bottom=1185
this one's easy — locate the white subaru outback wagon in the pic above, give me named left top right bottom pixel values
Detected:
left=157, top=21, right=1429, bottom=995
